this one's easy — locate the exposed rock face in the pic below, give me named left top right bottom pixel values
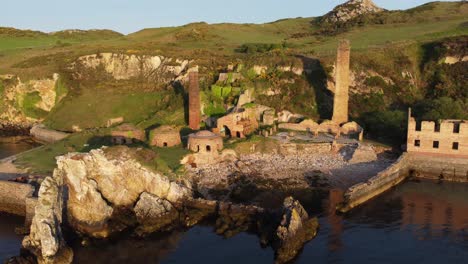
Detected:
left=56, top=147, right=192, bottom=238
left=274, top=197, right=319, bottom=264
left=72, top=53, right=190, bottom=81
left=0, top=74, right=61, bottom=126
left=22, top=176, right=73, bottom=264
left=323, top=0, right=384, bottom=24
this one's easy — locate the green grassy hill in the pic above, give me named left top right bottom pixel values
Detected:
left=0, top=1, right=466, bottom=144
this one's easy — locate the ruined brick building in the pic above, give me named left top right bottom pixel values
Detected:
left=215, top=107, right=259, bottom=138
left=188, top=71, right=201, bottom=130
left=407, top=109, right=467, bottom=157
left=332, top=39, right=351, bottom=125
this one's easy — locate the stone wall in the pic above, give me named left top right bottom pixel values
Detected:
left=278, top=143, right=335, bottom=155
left=30, top=125, right=69, bottom=143
left=408, top=153, right=468, bottom=182
left=0, top=180, right=35, bottom=216
left=407, top=109, right=467, bottom=158
left=338, top=152, right=468, bottom=213
left=332, top=40, right=350, bottom=125
left=337, top=153, right=410, bottom=213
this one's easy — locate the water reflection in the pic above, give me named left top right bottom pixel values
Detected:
left=0, top=136, right=40, bottom=159
left=298, top=180, right=468, bottom=264
left=0, top=213, right=24, bottom=262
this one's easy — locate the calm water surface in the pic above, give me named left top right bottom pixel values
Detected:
left=74, top=180, right=468, bottom=264
left=0, top=136, right=467, bottom=263
left=0, top=137, right=39, bottom=262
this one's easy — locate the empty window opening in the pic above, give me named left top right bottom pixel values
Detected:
left=415, top=122, right=422, bottom=131
left=206, top=145, right=211, bottom=152
left=415, top=140, right=421, bottom=147
left=433, top=141, right=439, bottom=149
left=453, top=142, right=459, bottom=150
left=435, top=123, right=441, bottom=132
left=197, top=145, right=200, bottom=152
left=236, top=132, right=241, bottom=138
left=163, top=142, right=168, bottom=147
left=453, top=123, right=460, bottom=134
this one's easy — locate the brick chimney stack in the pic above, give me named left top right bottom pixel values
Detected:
left=188, top=71, right=201, bottom=130
left=332, top=39, right=351, bottom=125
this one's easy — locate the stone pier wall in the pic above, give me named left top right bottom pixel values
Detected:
left=337, top=153, right=411, bottom=213
left=0, top=180, right=35, bottom=216
left=337, top=152, right=468, bottom=213
left=408, top=153, right=468, bottom=182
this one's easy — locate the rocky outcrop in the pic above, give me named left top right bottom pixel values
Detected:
left=322, top=0, right=384, bottom=24
left=0, top=74, right=61, bottom=127
left=56, top=147, right=192, bottom=238
left=273, top=197, right=319, bottom=264
left=71, top=53, right=191, bottom=82
left=22, top=176, right=73, bottom=264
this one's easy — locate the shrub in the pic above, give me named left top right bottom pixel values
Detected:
left=359, top=110, right=407, bottom=145
left=237, top=43, right=286, bottom=54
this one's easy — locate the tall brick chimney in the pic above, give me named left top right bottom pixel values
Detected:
left=332, top=39, right=351, bottom=125
left=188, top=71, right=201, bottom=130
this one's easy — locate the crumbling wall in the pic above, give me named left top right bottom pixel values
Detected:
left=407, top=110, right=467, bottom=157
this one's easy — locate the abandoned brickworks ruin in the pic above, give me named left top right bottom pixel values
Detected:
left=1, top=1, right=468, bottom=261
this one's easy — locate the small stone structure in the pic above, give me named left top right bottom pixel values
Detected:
left=188, top=71, right=201, bottom=130
left=215, top=108, right=259, bottom=138
left=30, top=125, right=69, bottom=143
left=188, top=130, right=223, bottom=153
left=111, top=123, right=146, bottom=145
left=407, top=108, right=467, bottom=158
left=149, top=126, right=181, bottom=147
left=332, top=39, right=351, bottom=125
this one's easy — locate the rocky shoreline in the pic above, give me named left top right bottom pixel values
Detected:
left=189, top=149, right=395, bottom=206
left=11, top=147, right=322, bottom=264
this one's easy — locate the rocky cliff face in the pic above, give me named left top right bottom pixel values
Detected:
left=0, top=74, right=60, bottom=128
left=322, top=0, right=384, bottom=24
left=71, top=53, right=194, bottom=83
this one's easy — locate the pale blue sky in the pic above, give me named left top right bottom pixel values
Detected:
left=1, top=0, right=455, bottom=34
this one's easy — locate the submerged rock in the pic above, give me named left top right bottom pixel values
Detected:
left=273, top=197, right=319, bottom=264
left=22, top=176, right=73, bottom=264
